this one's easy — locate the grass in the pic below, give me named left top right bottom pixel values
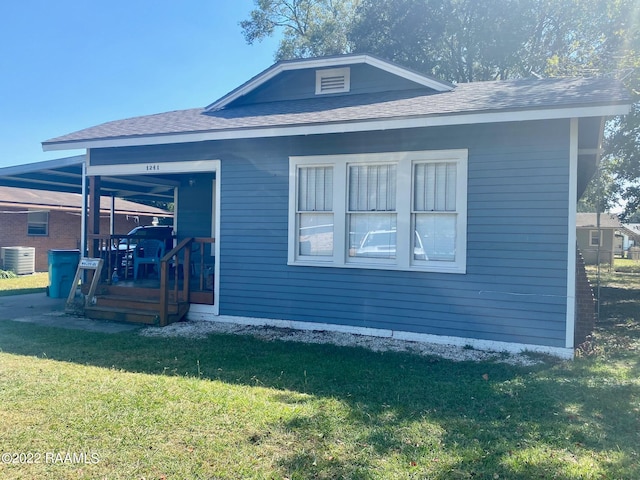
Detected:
left=0, top=273, right=638, bottom=479
left=0, top=272, right=49, bottom=296
left=613, top=257, right=640, bottom=273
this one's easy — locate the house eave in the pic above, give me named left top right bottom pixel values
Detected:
left=42, top=103, right=630, bottom=152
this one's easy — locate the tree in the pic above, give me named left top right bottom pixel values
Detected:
left=351, top=0, right=635, bottom=83
left=577, top=161, right=619, bottom=214
left=350, top=0, right=535, bottom=82
left=604, top=103, right=640, bottom=219
left=240, top=0, right=640, bottom=216
left=240, top=0, right=360, bottom=60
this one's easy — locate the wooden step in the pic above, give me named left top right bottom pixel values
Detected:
left=81, top=280, right=193, bottom=326
left=84, top=302, right=190, bottom=326
left=93, top=295, right=181, bottom=314
left=84, top=305, right=161, bottom=325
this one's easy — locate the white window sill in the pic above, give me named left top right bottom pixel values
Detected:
left=288, top=259, right=466, bottom=274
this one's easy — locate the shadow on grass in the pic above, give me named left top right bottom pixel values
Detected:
left=0, top=314, right=638, bottom=479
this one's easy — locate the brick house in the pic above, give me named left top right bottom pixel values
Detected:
left=0, top=186, right=171, bottom=272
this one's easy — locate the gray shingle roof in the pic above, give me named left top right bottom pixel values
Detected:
left=576, top=212, right=622, bottom=229
left=43, top=76, right=630, bottom=147
left=0, top=186, right=171, bottom=216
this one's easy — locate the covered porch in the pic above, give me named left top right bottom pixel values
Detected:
left=83, top=159, right=220, bottom=326
left=0, top=155, right=220, bottom=326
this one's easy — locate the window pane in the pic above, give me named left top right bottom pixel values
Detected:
left=28, top=224, right=48, bottom=236
left=298, top=167, right=332, bottom=211
left=414, top=162, right=456, bottom=212
left=348, top=213, right=397, bottom=259
left=299, top=213, right=333, bottom=256
left=348, top=164, right=396, bottom=211
left=27, top=211, right=48, bottom=236
left=415, top=214, right=456, bottom=261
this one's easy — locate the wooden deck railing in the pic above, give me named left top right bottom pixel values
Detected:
left=158, top=237, right=215, bottom=325
left=87, top=234, right=216, bottom=325
left=88, top=233, right=149, bottom=281
left=159, top=238, right=192, bottom=326
left=192, top=237, right=216, bottom=291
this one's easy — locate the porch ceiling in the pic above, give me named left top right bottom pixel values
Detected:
left=0, top=155, right=176, bottom=202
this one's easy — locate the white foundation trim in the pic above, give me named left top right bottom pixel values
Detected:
left=186, top=307, right=574, bottom=359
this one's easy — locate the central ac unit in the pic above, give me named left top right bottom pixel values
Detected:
left=1, top=246, right=36, bottom=275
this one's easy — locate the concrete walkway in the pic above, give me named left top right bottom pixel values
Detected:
left=0, top=292, right=141, bottom=333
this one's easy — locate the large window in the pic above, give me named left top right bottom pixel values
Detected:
left=289, top=150, right=467, bottom=273
left=27, top=210, right=49, bottom=236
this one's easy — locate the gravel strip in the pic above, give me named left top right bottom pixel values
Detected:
left=139, top=320, right=542, bottom=366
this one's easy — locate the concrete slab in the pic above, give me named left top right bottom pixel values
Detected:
left=0, top=292, right=65, bottom=319
left=0, top=292, right=141, bottom=333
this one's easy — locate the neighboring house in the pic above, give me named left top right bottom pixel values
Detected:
left=39, top=54, right=630, bottom=357
left=622, top=223, right=640, bottom=252
left=0, top=186, right=171, bottom=271
left=575, top=213, right=622, bottom=265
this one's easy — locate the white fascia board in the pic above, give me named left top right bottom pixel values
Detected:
left=86, top=159, right=219, bottom=177
left=364, top=55, right=454, bottom=91
left=205, top=54, right=453, bottom=111
left=43, top=103, right=630, bottom=152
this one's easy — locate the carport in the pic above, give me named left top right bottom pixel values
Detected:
left=0, top=155, right=176, bottom=257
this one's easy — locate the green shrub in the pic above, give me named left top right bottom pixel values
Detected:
left=0, top=269, right=18, bottom=279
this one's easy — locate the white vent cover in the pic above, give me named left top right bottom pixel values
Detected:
left=316, top=67, right=350, bottom=95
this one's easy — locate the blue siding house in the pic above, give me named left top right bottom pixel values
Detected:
left=43, top=55, right=630, bottom=358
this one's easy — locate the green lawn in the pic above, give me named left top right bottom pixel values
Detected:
left=614, top=257, right=640, bottom=273
left=0, top=273, right=638, bottom=479
left=0, top=272, right=48, bottom=296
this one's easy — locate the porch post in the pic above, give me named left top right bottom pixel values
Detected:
left=80, top=160, right=87, bottom=258
left=110, top=194, right=115, bottom=235
left=88, top=176, right=101, bottom=258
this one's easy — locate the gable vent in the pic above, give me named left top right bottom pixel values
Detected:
left=316, top=67, right=350, bottom=95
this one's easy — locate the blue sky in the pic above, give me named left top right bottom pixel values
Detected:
left=0, top=0, right=280, bottom=167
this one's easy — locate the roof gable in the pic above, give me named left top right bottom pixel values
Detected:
left=205, top=54, right=454, bottom=111
left=41, top=54, right=631, bottom=152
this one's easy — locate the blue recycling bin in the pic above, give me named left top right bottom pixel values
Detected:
left=47, top=250, right=80, bottom=298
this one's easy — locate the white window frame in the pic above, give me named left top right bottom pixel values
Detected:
left=589, top=229, right=603, bottom=247
left=295, top=164, right=335, bottom=261
left=27, top=210, right=49, bottom=236
left=288, top=149, right=468, bottom=274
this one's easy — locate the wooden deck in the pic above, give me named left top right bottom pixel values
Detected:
left=82, top=278, right=213, bottom=326
left=85, top=283, right=190, bottom=325
left=82, top=236, right=215, bottom=326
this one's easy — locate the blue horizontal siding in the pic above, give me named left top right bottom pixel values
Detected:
left=231, top=63, right=425, bottom=106
left=214, top=121, right=572, bottom=347
left=92, top=119, right=572, bottom=348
